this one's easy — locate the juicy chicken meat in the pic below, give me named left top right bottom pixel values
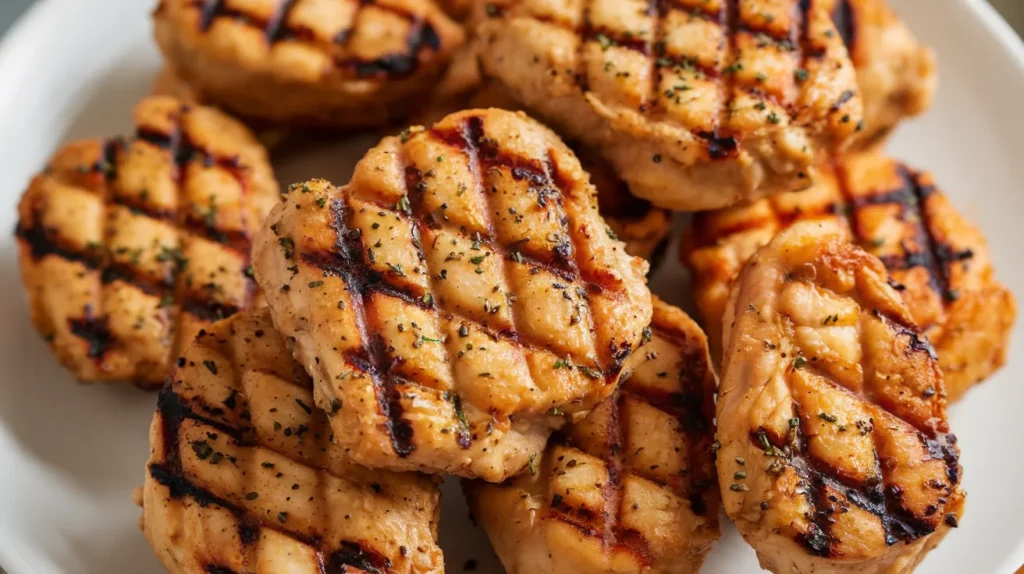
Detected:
left=717, top=222, right=964, bottom=574
left=474, top=0, right=864, bottom=211
left=141, top=308, right=443, bottom=573
left=153, top=0, right=465, bottom=129
left=465, top=297, right=720, bottom=574
left=683, top=152, right=1015, bottom=401
left=16, top=96, right=278, bottom=387
left=827, top=0, right=937, bottom=148
left=252, top=109, right=653, bottom=482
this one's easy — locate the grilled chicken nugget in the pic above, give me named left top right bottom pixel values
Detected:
left=718, top=222, right=964, bottom=574
left=475, top=0, right=863, bottom=211
left=683, top=152, right=1015, bottom=400
left=465, top=297, right=720, bottom=574
left=827, top=0, right=936, bottom=149
left=154, top=0, right=464, bottom=129
left=141, top=308, right=443, bottom=573
left=16, top=96, right=278, bottom=387
left=253, top=109, right=653, bottom=482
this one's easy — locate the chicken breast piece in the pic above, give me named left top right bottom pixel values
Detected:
left=474, top=0, right=863, bottom=211
left=16, top=96, right=278, bottom=387
left=252, top=109, right=653, bottom=482
left=141, top=308, right=443, bottom=574
left=827, top=0, right=936, bottom=149
left=154, top=0, right=464, bottom=129
left=683, top=152, right=1015, bottom=401
left=465, top=297, right=720, bottom=574
left=718, top=221, right=964, bottom=574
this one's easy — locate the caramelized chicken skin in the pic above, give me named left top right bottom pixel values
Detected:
left=465, top=297, right=720, bottom=574
left=717, top=221, right=964, bottom=573
left=474, top=0, right=863, bottom=210
left=683, top=152, right=1015, bottom=400
left=141, top=308, right=443, bottom=573
left=252, top=109, right=652, bottom=482
left=154, top=0, right=465, bottom=129
left=16, top=96, right=278, bottom=387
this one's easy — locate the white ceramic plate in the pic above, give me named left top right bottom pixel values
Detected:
left=1, top=0, right=1023, bottom=572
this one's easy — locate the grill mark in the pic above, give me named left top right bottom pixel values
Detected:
left=111, top=194, right=176, bottom=221
left=874, top=310, right=939, bottom=361
left=831, top=89, right=855, bottom=112
left=696, top=130, right=739, bottom=160
left=715, top=0, right=740, bottom=154
left=545, top=510, right=653, bottom=566
left=601, top=393, right=627, bottom=553
left=16, top=219, right=104, bottom=270
left=265, top=0, right=298, bottom=43
left=154, top=383, right=394, bottom=567
left=323, top=198, right=415, bottom=458
left=100, top=263, right=172, bottom=295
left=68, top=314, right=115, bottom=359
left=831, top=0, right=856, bottom=54
left=193, top=0, right=443, bottom=80
left=181, top=296, right=243, bottom=323
left=402, top=163, right=473, bottom=451
left=350, top=19, right=441, bottom=79
left=643, top=0, right=665, bottom=120
left=651, top=322, right=718, bottom=513
left=100, top=137, right=124, bottom=179
left=900, top=168, right=965, bottom=302
left=324, top=541, right=392, bottom=574
left=198, top=0, right=225, bottom=31
left=136, top=126, right=244, bottom=177
left=577, top=1, right=593, bottom=90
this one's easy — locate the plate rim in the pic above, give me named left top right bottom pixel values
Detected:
left=0, top=0, right=1023, bottom=572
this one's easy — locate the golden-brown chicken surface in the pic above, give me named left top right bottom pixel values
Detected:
left=16, top=96, right=278, bottom=387
left=827, top=0, right=936, bottom=148
left=474, top=0, right=863, bottom=211
left=465, top=297, right=720, bottom=574
left=154, top=0, right=464, bottom=129
left=683, top=152, right=1015, bottom=401
left=253, top=109, right=653, bottom=482
left=141, top=308, right=443, bottom=574
left=717, top=221, right=964, bottom=574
